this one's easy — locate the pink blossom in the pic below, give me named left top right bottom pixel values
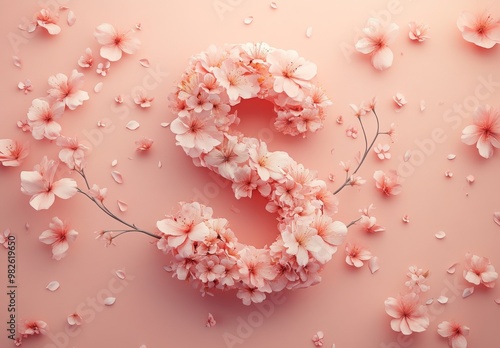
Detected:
left=135, top=137, right=154, bottom=151
left=355, top=18, right=399, bottom=70
left=237, top=246, right=277, bottom=289
left=312, top=331, right=324, bottom=347
left=463, top=252, right=498, bottom=288
left=27, top=98, right=65, bottom=140
left=212, top=59, right=260, bottom=101
left=204, top=135, right=248, bottom=179
left=346, top=126, right=358, bottom=138
left=47, top=69, right=89, bottom=110
left=18, top=79, right=33, bottom=94
left=408, top=22, right=430, bottom=42
left=20, top=156, right=77, bottom=210
left=17, top=120, right=31, bottom=132
left=461, top=104, right=500, bottom=159
left=248, top=141, right=291, bottom=181
left=56, top=136, right=88, bottom=170
left=405, top=266, right=430, bottom=293
left=39, top=217, right=78, bottom=260
left=19, top=319, right=48, bottom=336
left=0, top=229, right=11, bottom=248
left=133, top=90, right=154, bottom=108
left=457, top=11, right=500, bottom=48
left=232, top=165, right=270, bottom=199
left=385, top=293, right=429, bottom=335
left=89, top=184, right=107, bottom=202
left=349, top=175, right=366, bottom=187
left=236, top=286, right=267, bottom=305
left=96, top=61, right=111, bottom=76
left=437, top=321, right=470, bottom=348
left=393, top=93, right=407, bottom=107
left=78, top=48, right=93, bottom=68
left=267, top=49, right=317, bottom=98
left=196, top=255, right=225, bottom=283
left=345, top=243, right=372, bottom=267
left=374, top=143, right=391, bottom=160
left=0, top=139, right=29, bottom=167
left=373, top=170, right=402, bottom=196
left=94, top=23, right=141, bottom=61
left=358, top=215, right=385, bottom=233
left=282, top=219, right=323, bottom=266
left=67, top=313, right=82, bottom=326
left=170, top=110, right=223, bottom=155
left=206, top=313, right=216, bottom=327
left=35, top=9, right=61, bottom=35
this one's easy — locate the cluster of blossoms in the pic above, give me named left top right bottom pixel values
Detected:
left=162, top=43, right=347, bottom=304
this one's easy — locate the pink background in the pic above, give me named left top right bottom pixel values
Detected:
left=1, top=0, right=500, bottom=347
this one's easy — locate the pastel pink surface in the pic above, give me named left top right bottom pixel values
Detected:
left=1, top=0, right=500, bottom=347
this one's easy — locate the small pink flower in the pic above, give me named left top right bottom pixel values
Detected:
left=115, top=95, right=124, bottom=104
left=213, top=59, right=260, bottom=101
left=27, top=98, right=65, bottom=140
left=346, top=126, right=358, bottom=139
left=0, top=229, right=11, bottom=248
left=78, top=48, right=93, bottom=68
left=457, top=11, right=500, bottom=48
left=437, top=321, right=469, bottom=348
left=374, top=143, right=391, bottom=160
left=349, top=175, right=366, bottom=187
left=96, top=61, right=111, bottom=76
left=206, top=313, right=216, bottom=328
left=135, top=137, right=154, bottom=151
left=373, top=170, right=402, bottom=196
left=312, top=331, right=324, bottom=347
left=0, top=139, right=29, bottom=167
left=355, top=18, right=399, bottom=70
left=18, top=79, right=33, bottom=94
left=133, top=90, right=154, bottom=108
left=463, top=252, right=498, bottom=288
left=405, top=266, right=430, bottom=293
left=408, top=22, right=430, bottom=42
left=385, top=293, right=429, bottom=335
left=89, top=184, right=107, bottom=202
left=47, top=69, right=90, bottom=110
left=35, top=9, right=61, bottom=35
left=20, top=156, right=78, bottom=210
left=358, top=215, right=385, bottom=233
left=19, top=319, right=48, bottom=336
left=393, top=93, right=407, bottom=108
left=282, top=220, right=323, bottom=266
left=56, top=136, right=88, bottom=170
left=94, top=23, right=141, bottom=61
left=345, top=242, right=372, bottom=267
left=39, top=217, right=78, bottom=260
left=67, top=313, right=82, bottom=326
left=17, top=120, right=31, bottom=132
left=461, top=104, right=500, bottom=159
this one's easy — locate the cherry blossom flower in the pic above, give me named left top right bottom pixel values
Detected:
left=196, top=255, right=225, bottom=283
left=393, top=93, right=407, bottom=108
left=267, top=49, right=317, bottom=98
left=463, top=252, right=498, bottom=288
left=232, top=165, right=270, bottom=199
left=96, top=61, right=111, bottom=76
left=135, top=137, right=154, bottom=151
left=0, top=139, right=29, bottom=167
left=437, top=321, right=469, bottom=348
left=67, top=313, right=82, bottom=326
left=94, top=23, right=141, bottom=61
left=373, top=170, right=402, bottom=196
left=345, top=242, right=372, bottom=267
left=47, top=70, right=89, bottom=110
left=405, top=266, right=430, bottom=293
left=358, top=215, right=385, bottom=233
left=408, top=22, right=430, bottom=42
left=346, top=126, right=358, bottom=139
left=213, top=59, right=260, bottom=101
left=133, top=90, right=154, bottom=108
left=282, top=219, right=323, bottom=266
left=56, top=136, right=88, bottom=170
left=89, top=184, right=107, bottom=202
left=27, top=98, right=65, bottom=140
left=248, top=141, right=291, bottom=181
left=312, top=331, right=324, bottom=347
left=19, top=319, right=48, bottom=336
left=385, top=293, right=429, bottom=335
left=236, top=286, right=267, bottom=305
left=457, top=11, right=500, bottom=48
left=18, top=79, right=33, bottom=94
left=374, top=143, right=391, bottom=160
left=39, top=217, right=78, bottom=260
left=206, top=313, right=216, bottom=327
left=355, top=18, right=399, bottom=70
left=237, top=246, right=277, bottom=288
left=461, top=104, right=500, bottom=159
left=20, top=156, right=77, bottom=210
left=17, top=120, right=31, bottom=132
left=35, top=9, right=61, bottom=35
left=78, top=48, right=93, bottom=68
left=349, top=175, right=366, bottom=187
left=0, top=229, right=11, bottom=248
left=204, top=135, right=249, bottom=179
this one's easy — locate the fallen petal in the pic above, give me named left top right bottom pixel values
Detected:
left=447, top=154, right=456, bottom=160
left=67, top=313, right=82, bottom=326
left=466, top=175, right=475, bottom=184
left=111, top=171, right=123, bottom=184
left=46, top=281, right=60, bottom=291
left=435, top=231, right=446, bottom=239
left=111, top=159, right=118, bottom=167
left=115, top=270, right=126, bottom=279
left=495, top=298, right=500, bottom=305
left=126, top=120, right=140, bottom=130
left=494, top=212, right=500, bottom=226
left=243, top=16, right=254, bottom=25
left=139, top=58, right=150, bottom=68
left=94, top=82, right=103, bottom=93
left=444, top=171, right=453, bottom=178
left=270, top=2, right=278, bottom=9
left=104, top=297, right=116, bottom=306
left=403, top=150, right=411, bottom=162
left=447, top=263, right=458, bottom=274
left=306, top=26, right=313, bottom=38
left=425, top=298, right=434, bottom=305
left=160, top=122, right=170, bottom=128
left=158, top=161, right=162, bottom=168
left=117, top=200, right=128, bottom=212
left=437, top=295, right=448, bottom=304
left=420, top=100, right=426, bottom=111
left=462, top=287, right=474, bottom=298
left=13, top=56, right=22, bottom=68
left=368, top=256, right=380, bottom=274
left=67, top=10, right=76, bottom=26
left=402, top=214, right=410, bottom=223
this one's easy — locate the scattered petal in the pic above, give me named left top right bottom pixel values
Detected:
left=126, top=120, right=140, bottom=130
left=115, top=95, right=124, bottom=104
left=46, top=281, right=60, bottom=291
left=111, top=171, right=123, bottom=184
left=135, top=23, right=142, bottom=30
left=94, top=82, right=103, bottom=93
left=18, top=79, right=33, bottom=94
left=67, top=313, right=82, bottom=326
left=494, top=212, right=500, bottom=226
left=420, top=99, right=426, bottom=111
left=328, top=173, right=335, bottom=182
left=160, top=122, right=170, bottom=128
left=117, top=200, right=128, bottom=212
left=462, top=287, right=474, bottom=298
left=103, top=297, right=116, bottom=306
left=243, top=16, right=254, bottom=25
left=206, top=313, right=216, bottom=327
left=495, top=298, right=500, bottom=304
left=393, top=93, right=407, bottom=107
left=403, top=150, right=411, bottom=162
left=67, top=10, right=76, bottom=26
left=158, top=161, right=162, bottom=168
left=466, top=175, right=475, bottom=184
left=111, top=159, right=118, bottom=167
left=425, top=298, right=434, bottom=305
left=437, top=295, right=448, bottom=304
left=135, top=137, right=154, bottom=151
left=306, top=26, right=313, bottom=38
left=368, top=256, right=380, bottom=274
left=13, top=56, right=22, bottom=68
left=115, top=270, right=126, bottom=279
left=25, top=222, right=30, bottom=230
left=270, top=2, right=278, bottom=9
left=447, top=154, right=456, bottom=160
left=336, top=115, right=343, bottom=124
left=444, top=171, right=453, bottom=178
left=447, top=263, right=458, bottom=274
left=97, top=120, right=107, bottom=127
left=402, top=214, right=410, bottom=223
left=139, top=58, right=150, bottom=68
left=435, top=231, right=446, bottom=239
